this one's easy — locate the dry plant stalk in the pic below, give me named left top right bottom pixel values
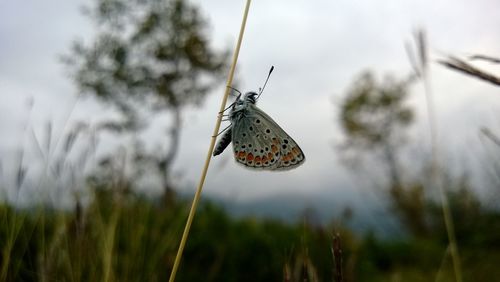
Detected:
left=481, top=127, right=500, bottom=147
left=438, top=56, right=500, bottom=87
left=410, top=30, right=463, bottom=282
left=469, top=54, right=500, bottom=64
left=332, top=233, right=343, bottom=282
left=168, top=1, right=252, bottom=281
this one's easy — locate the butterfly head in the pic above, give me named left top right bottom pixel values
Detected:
left=243, top=91, right=258, bottom=104
left=230, top=91, right=257, bottom=116
left=229, top=66, right=274, bottom=117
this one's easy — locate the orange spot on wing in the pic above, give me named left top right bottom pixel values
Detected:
left=238, top=151, right=246, bottom=159
left=255, top=156, right=262, bottom=163
left=271, top=145, right=278, bottom=153
left=246, top=153, right=254, bottom=161
left=262, top=156, right=268, bottom=163
left=292, top=147, right=300, bottom=155
left=282, top=153, right=293, bottom=162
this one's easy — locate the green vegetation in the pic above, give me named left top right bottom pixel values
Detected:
left=2, top=183, right=500, bottom=281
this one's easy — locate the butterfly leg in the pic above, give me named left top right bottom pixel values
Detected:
left=218, top=86, right=242, bottom=115
left=227, top=85, right=242, bottom=97
left=219, top=101, right=237, bottom=115
left=213, top=123, right=232, bottom=138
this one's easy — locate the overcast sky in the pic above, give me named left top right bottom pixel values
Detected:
left=1, top=0, right=500, bottom=208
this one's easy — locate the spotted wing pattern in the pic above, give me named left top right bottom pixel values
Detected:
left=231, top=104, right=305, bottom=170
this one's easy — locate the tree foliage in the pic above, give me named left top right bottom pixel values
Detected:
left=338, top=71, right=430, bottom=236
left=68, top=0, right=227, bottom=117
left=64, top=0, right=228, bottom=195
left=340, top=71, right=413, bottom=153
left=339, top=71, right=414, bottom=187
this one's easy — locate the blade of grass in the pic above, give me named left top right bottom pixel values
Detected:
left=438, top=56, right=500, bottom=87
left=435, top=245, right=451, bottom=282
left=102, top=209, right=120, bottom=282
left=416, top=30, right=463, bottom=282
left=468, top=54, right=500, bottom=64
left=481, top=127, right=500, bottom=147
left=168, top=1, right=252, bottom=281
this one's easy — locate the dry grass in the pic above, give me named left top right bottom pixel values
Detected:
left=168, top=1, right=252, bottom=281
left=407, top=29, right=463, bottom=282
left=438, top=56, right=500, bottom=87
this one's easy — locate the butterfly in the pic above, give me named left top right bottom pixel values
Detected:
left=213, top=66, right=305, bottom=170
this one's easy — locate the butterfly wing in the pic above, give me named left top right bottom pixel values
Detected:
left=231, top=104, right=305, bottom=170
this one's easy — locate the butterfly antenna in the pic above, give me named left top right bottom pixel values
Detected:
left=256, top=65, right=274, bottom=100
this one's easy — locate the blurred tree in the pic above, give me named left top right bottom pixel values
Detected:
left=339, top=71, right=414, bottom=188
left=338, top=71, right=431, bottom=236
left=64, top=0, right=228, bottom=200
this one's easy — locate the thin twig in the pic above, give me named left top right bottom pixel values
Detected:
left=167, top=1, right=252, bottom=281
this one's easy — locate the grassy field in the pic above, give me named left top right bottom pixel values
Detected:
left=2, top=182, right=500, bottom=281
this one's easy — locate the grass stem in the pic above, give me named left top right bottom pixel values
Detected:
left=417, top=30, right=463, bottom=282
left=167, top=1, right=252, bottom=281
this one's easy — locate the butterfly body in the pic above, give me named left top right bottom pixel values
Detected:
left=214, top=91, right=305, bottom=171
